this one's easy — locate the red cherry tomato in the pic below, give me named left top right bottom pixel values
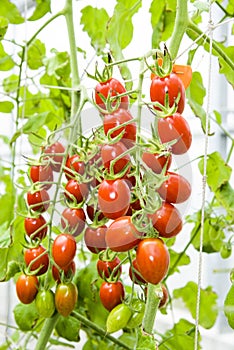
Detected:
left=64, top=154, right=85, bottom=180
left=52, top=233, right=76, bottom=268
left=99, top=281, right=125, bottom=311
left=136, top=238, right=170, bottom=285
left=29, top=164, right=53, bottom=190
left=95, top=78, right=129, bottom=111
left=24, top=215, right=47, bottom=241
left=86, top=204, right=105, bottom=222
left=142, top=151, right=172, bottom=174
left=97, top=256, right=122, bottom=279
left=101, top=141, right=130, bottom=175
left=98, top=179, right=131, bottom=219
left=61, top=207, right=86, bottom=237
left=157, top=172, right=191, bottom=203
left=129, top=258, right=146, bottom=285
left=24, top=245, right=49, bottom=276
left=26, top=189, right=50, bottom=213
left=16, top=274, right=39, bottom=304
left=55, top=282, right=78, bottom=317
left=157, top=113, right=192, bottom=155
left=52, top=260, right=76, bottom=283
left=159, top=284, right=169, bottom=308
left=84, top=226, right=107, bottom=254
left=105, top=216, right=142, bottom=252
left=65, top=179, right=89, bottom=204
left=43, top=142, right=65, bottom=172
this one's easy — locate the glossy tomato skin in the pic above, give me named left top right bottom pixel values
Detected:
left=95, top=78, right=129, bottom=110
left=24, top=245, right=49, bottom=276
left=24, top=215, right=47, bottom=241
left=142, top=152, right=172, bottom=174
left=43, top=142, right=65, bottom=172
left=150, top=73, right=185, bottom=114
left=35, top=289, right=55, bottom=318
left=52, top=233, right=76, bottom=268
left=29, top=164, right=53, bottom=190
left=101, top=141, right=130, bottom=176
left=103, top=109, right=136, bottom=148
left=157, top=172, right=191, bottom=203
left=97, top=256, right=122, bottom=279
left=16, top=274, right=39, bottom=304
left=149, top=202, right=182, bottom=238
left=98, top=179, right=131, bottom=220
left=65, top=179, right=89, bottom=204
left=105, top=216, right=142, bottom=252
left=106, top=303, right=132, bottom=333
left=129, top=258, right=146, bottom=285
left=157, top=113, right=192, bottom=155
left=27, top=189, right=50, bottom=213
left=136, top=238, right=170, bottom=285
left=61, top=207, right=86, bottom=236
left=84, top=226, right=107, bottom=254
left=86, top=204, right=105, bottom=222
left=99, top=281, right=125, bottom=311
left=64, top=154, right=85, bottom=180
left=55, top=282, right=78, bottom=317
left=52, top=260, right=76, bottom=284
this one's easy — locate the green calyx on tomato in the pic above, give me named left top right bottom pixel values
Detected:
left=127, top=299, right=145, bottom=329
left=106, top=303, right=132, bottom=333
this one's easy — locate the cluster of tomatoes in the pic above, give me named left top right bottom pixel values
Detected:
left=15, top=58, right=192, bottom=333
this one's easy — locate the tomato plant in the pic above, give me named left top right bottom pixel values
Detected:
left=24, top=245, right=49, bottom=276
left=29, top=164, right=53, bottom=190
left=157, top=171, right=191, bottom=203
left=61, top=207, right=86, bottom=236
left=99, top=281, right=125, bottom=311
left=64, top=154, right=85, bottom=180
left=16, top=274, right=39, bottom=305
left=95, top=77, right=129, bottom=110
left=106, top=303, right=132, bottom=333
left=35, top=289, right=55, bottom=318
left=26, top=190, right=50, bottom=213
left=55, top=282, right=78, bottom=317
left=24, top=215, right=47, bottom=241
left=97, top=256, right=122, bottom=279
left=52, top=234, right=76, bottom=268
left=101, top=141, right=130, bottom=175
left=43, top=142, right=65, bottom=172
left=52, top=260, right=76, bottom=283
left=84, top=226, right=107, bottom=253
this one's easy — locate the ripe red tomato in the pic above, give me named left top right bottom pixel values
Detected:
left=65, top=179, right=89, bottom=204
left=55, top=282, right=78, bottom=317
left=98, top=179, right=131, bottom=219
left=64, top=154, right=85, bottom=180
left=105, top=216, right=142, bottom=252
left=86, top=204, right=105, bottom=222
left=157, top=113, right=192, bottom=154
left=52, top=233, right=76, bottom=268
left=95, top=78, right=129, bottom=110
left=103, top=108, right=136, bottom=148
left=97, top=256, right=122, bottom=279
left=29, top=164, right=53, bottom=190
left=61, top=207, right=86, bottom=237
left=150, top=73, right=185, bottom=114
left=99, top=281, right=125, bottom=311
left=159, top=284, right=169, bottom=308
left=52, top=260, right=76, bottom=283
left=142, top=151, right=172, bottom=174
left=84, top=226, right=107, bottom=254
left=24, top=245, right=49, bottom=276
left=43, top=141, right=65, bottom=172
left=24, top=215, right=47, bottom=241
left=101, top=141, right=130, bottom=175
left=149, top=202, right=182, bottom=238
left=27, top=189, right=50, bottom=213
left=16, top=274, right=39, bottom=304
left=136, top=238, right=170, bottom=285
left=157, top=172, right=191, bottom=203
left=129, top=258, right=146, bottom=285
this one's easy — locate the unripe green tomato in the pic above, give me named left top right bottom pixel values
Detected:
left=106, top=303, right=132, bottom=333
left=230, top=268, right=234, bottom=284
left=55, top=282, right=78, bottom=317
left=35, top=289, right=55, bottom=318
left=220, top=243, right=232, bottom=259
left=127, top=299, right=145, bottom=329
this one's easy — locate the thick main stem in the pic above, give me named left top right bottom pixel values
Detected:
left=35, top=314, right=60, bottom=350
left=142, top=284, right=162, bottom=335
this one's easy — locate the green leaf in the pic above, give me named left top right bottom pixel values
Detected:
left=215, top=182, right=234, bottom=218
left=193, top=1, right=209, bottom=12
left=14, top=302, right=39, bottom=331
left=224, top=284, right=234, bottom=329
left=0, top=173, right=15, bottom=226
left=28, top=0, right=51, bottom=21
left=80, top=6, right=109, bottom=55
left=213, top=110, right=222, bottom=125
left=43, top=49, right=71, bottom=84
left=0, top=101, right=14, bottom=113
left=55, top=315, right=80, bottom=342
left=27, top=39, right=46, bottom=70
left=3, top=74, right=18, bottom=93
left=227, top=0, right=234, bottom=14
left=0, top=16, right=9, bottom=40
left=0, top=0, right=24, bottom=24
left=168, top=248, right=190, bottom=275
left=0, top=42, right=15, bottom=70
left=218, top=45, right=234, bottom=87
left=173, top=282, right=218, bottom=329
left=198, top=151, right=232, bottom=192
left=136, top=330, right=156, bottom=349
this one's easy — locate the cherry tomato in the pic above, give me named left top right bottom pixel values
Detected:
left=24, top=245, right=49, bottom=276
left=220, top=243, right=232, bottom=259
left=101, top=141, right=130, bottom=175
left=61, top=207, right=86, bottom=237
left=24, top=215, right=47, bottom=241
left=105, top=216, right=142, bottom=252
left=35, top=289, right=55, bottom=318
left=86, top=204, right=105, bottom=222
left=129, top=258, right=146, bottom=285
left=103, top=108, right=136, bottom=148
left=127, top=299, right=145, bottom=329
left=29, top=164, right=53, bottom=190
left=26, top=189, right=50, bottom=213
left=84, top=226, right=107, bottom=254
left=65, top=179, right=89, bottom=204
left=159, top=284, right=169, bottom=308
left=150, top=73, right=185, bottom=114
left=95, top=77, right=129, bottom=110
left=172, top=64, right=192, bottom=89
left=157, top=172, right=191, bottom=203
left=106, top=303, right=132, bottom=333
left=157, top=113, right=192, bottom=155
left=64, top=154, right=85, bottom=180
left=52, top=233, right=76, bottom=268
left=16, top=274, right=39, bottom=304
left=52, top=260, right=76, bottom=283
left=97, top=256, right=122, bottom=279
left=98, top=179, right=131, bottom=220
left=136, top=238, right=170, bottom=285
left=43, top=141, right=65, bottom=172
left=142, top=151, right=172, bottom=174
left=99, top=281, right=125, bottom=311
left=55, top=282, right=78, bottom=317
left=149, top=202, right=182, bottom=238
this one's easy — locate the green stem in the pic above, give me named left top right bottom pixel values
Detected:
left=72, top=311, right=132, bottom=350
left=169, top=0, right=189, bottom=60
left=35, top=313, right=60, bottom=350
left=142, top=283, right=161, bottom=336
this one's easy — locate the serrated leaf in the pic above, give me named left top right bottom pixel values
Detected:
left=27, top=39, right=46, bottom=69
left=0, top=42, right=15, bottom=71
left=43, top=49, right=71, bottom=82
left=224, top=284, right=234, bottom=329
left=168, top=248, right=190, bottom=275
left=0, top=0, right=24, bottom=24
left=28, top=0, right=51, bottom=21
left=55, top=316, right=80, bottom=342
left=173, top=282, right=218, bottom=329
left=0, top=101, right=14, bottom=113
left=3, top=74, right=18, bottom=93
left=14, top=302, right=39, bottom=331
